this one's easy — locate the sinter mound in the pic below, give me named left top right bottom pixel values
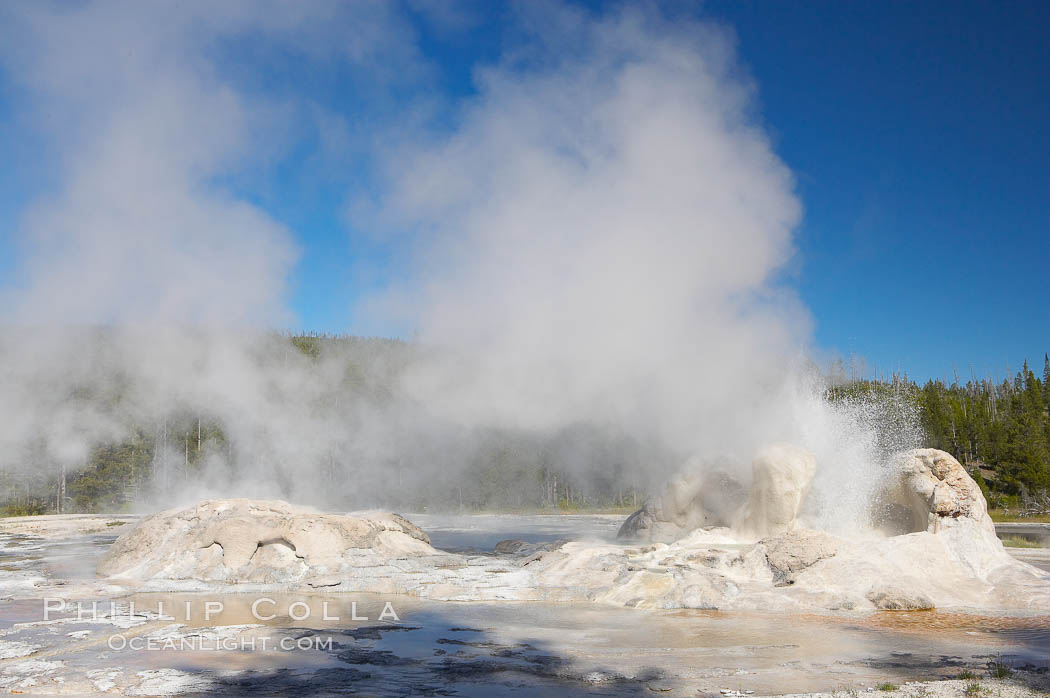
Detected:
left=97, top=449, right=1050, bottom=613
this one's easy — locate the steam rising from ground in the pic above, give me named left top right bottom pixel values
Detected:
left=374, top=7, right=807, bottom=451
left=0, top=3, right=920, bottom=526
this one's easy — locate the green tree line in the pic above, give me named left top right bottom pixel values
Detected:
left=828, top=354, right=1050, bottom=508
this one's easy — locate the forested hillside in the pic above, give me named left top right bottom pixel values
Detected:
left=828, top=356, right=1050, bottom=515
left=2, top=334, right=1048, bottom=516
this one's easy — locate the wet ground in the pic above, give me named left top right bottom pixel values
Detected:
left=0, top=515, right=1047, bottom=696
left=407, top=512, right=623, bottom=552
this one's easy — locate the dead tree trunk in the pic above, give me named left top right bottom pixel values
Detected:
left=57, top=463, right=66, bottom=514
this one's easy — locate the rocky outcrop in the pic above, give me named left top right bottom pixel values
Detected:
left=527, top=521, right=1048, bottom=613
left=738, top=443, right=817, bottom=538
left=97, top=499, right=435, bottom=584
left=615, top=498, right=683, bottom=543
left=875, top=449, right=1004, bottom=576
left=568, top=447, right=1046, bottom=612
left=762, top=529, right=840, bottom=585
left=659, top=467, right=748, bottom=530
left=893, top=448, right=993, bottom=533
left=617, top=444, right=814, bottom=542
left=866, top=585, right=935, bottom=611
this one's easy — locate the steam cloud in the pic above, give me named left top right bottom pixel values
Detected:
left=0, top=2, right=918, bottom=529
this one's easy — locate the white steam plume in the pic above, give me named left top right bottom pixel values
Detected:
left=0, top=0, right=425, bottom=506
left=0, top=2, right=918, bottom=530
left=360, top=4, right=918, bottom=530
left=370, top=5, right=809, bottom=460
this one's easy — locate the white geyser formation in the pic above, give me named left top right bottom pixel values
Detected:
left=94, top=448, right=1049, bottom=614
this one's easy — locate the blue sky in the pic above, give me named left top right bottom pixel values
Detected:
left=701, top=0, right=1050, bottom=383
left=0, top=0, right=1047, bottom=383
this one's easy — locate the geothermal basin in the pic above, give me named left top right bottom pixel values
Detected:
left=1, top=448, right=1049, bottom=696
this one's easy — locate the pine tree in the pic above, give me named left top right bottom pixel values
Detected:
left=1043, top=353, right=1050, bottom=409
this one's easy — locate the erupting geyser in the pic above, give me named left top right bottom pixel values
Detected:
left=97, top=447, right=1049, bottom=614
